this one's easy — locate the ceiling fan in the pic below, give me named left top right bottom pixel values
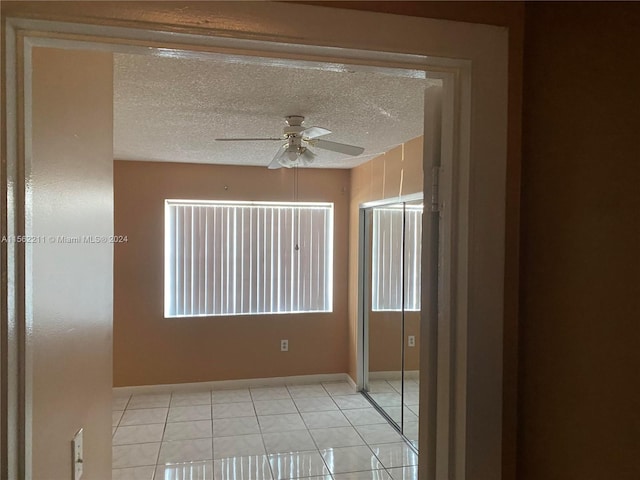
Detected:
left=215, top=115, right=365, bottom=169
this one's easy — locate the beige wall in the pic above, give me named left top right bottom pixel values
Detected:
left=368, top=312, right=420, bottom=373
left=520, top=4, right=640, bottom=479
left=114, top=139, right=422, bottom=386
left=31, top=48, right=113, bottom=479
left=349, top=137, right=424, bottom=379
left=114, top=161, right=350, bottom=386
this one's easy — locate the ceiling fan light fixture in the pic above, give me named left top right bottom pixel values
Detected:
left=300, top=148, right=315, bottom=165
left=286, top=149, right=299, bottom=162
left=219, top=116, right=364, bottom=170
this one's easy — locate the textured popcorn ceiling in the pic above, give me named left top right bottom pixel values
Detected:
left=114, top=52, right=434, bottom=168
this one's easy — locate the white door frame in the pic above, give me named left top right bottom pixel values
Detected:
left=2, top=4, right=508, bottom=479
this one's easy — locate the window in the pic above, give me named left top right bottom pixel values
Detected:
left=371, top=205, right=422, bottom=311
left=165, top=200, right=333, bottom=317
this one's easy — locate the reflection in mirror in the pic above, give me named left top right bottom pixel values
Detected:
left=365, top=203, right=404, bottom=426
left=363, top=197, right=423, bottom=447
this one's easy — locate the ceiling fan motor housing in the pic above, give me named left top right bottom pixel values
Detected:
left=285, top=115, right=305, bottom=126
left=284, top=115, right=306, bottom=137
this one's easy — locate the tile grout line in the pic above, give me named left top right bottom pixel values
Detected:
left=263, top=385, right=296, bottom=478
left=337, top=386, right=414, bottom=476
left=152, top=391, right=172, bottom=474
left=294, top=384, right=324, bottom=454
left=114, top=382, right=414, bottom=479
left=214, top=390, right=216, bottom=468
left=210, top=389, right=215, bottom=470
left=255, top=386, right=276, bottom=480
left=249, top=385, right=274, bottom=478
left=336, top=391, right=388, bottom=454
left=309, top=383, right=338, bottom=477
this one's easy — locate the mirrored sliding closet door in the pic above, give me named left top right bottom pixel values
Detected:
left=362, top=194, right=423, bottom=448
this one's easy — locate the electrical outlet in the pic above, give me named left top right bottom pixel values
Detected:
left=280, top=339, right=289, bottom=352
left=72, top=428, right=83, bottom=480
left=408, top=335, right=416, bottom=347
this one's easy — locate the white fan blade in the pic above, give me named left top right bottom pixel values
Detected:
left=268, top=144, right=287, bottom=169
left=216, top=137, right=283, bottom=141
left=301, top=126, right=331, bottom=139
left=313, top=139, right=365, bottom=156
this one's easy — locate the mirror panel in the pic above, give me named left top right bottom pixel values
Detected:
left=362, top=197, right=423, bottom=445
left=365, top=203, right=404, bottom=425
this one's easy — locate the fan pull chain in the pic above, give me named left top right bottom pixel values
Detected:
left=294, top=167, right=300, bottom=252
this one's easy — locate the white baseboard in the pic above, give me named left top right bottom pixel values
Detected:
left=113, top=372, right=356, bottom=396
left=368, top=370, right=420, bottom=381
left=344, top=373, right=357, bottom=390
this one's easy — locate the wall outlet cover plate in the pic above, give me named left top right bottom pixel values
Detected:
left=72, top=428, right=83, bottom=480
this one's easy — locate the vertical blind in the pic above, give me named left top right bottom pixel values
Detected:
left=371, top=205, right=423, bottom=311
left=165, top=200, right=333, bottom=317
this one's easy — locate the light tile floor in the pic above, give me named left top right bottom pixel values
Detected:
left=113, top=381, right=418, bottom=480
left=364, top=380, right=419, bottom=446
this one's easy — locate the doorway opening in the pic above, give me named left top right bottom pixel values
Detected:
left=3, top=5, right=504, bottom=478
left=110, top=47, right=436, bottom=389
